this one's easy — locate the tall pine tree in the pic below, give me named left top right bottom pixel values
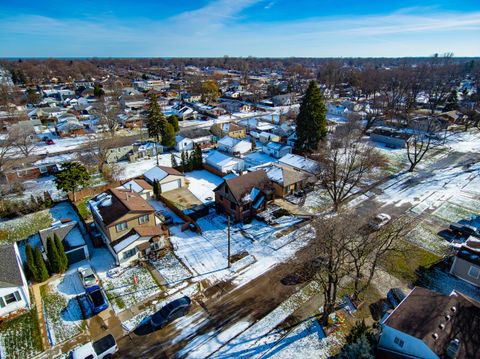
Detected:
left=25, top=244, right=37, bottom=281
left=171, top=154, right=178, bottom=168
left=46, top=237, right=61, bottom=274
left=54, top=234, right=69, bottom=273
left=295, top=80, right=327, bottom=152
left=34, top=247, right=49, bottom=282
left=162, top=122, right=176, bottom=148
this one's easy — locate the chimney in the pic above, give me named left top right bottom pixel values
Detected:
left=129, top=184, right=133, bottom=192
left=432, top=333, right=438, bottom=340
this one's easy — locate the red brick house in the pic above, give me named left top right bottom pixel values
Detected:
left=213, top=170, right=273, bottom=222
left=4, top=163, right=59, bottom=184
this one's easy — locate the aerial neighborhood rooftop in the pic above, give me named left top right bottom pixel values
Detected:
left=0, top=51, right=479, bottom=359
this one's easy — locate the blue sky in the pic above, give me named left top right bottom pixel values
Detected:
left=0, top=0, right=479, bottom=57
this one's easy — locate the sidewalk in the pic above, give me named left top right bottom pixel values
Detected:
left=31, top=283, right=50, bottom=351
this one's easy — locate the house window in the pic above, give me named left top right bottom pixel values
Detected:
left=138, top=214, right=149, bottom=225
left=230, top=202, right=236, bottom=210
left=394, top=337, right=404, bottom=348
left=219, top=195, right=223, bottom=201
left=39, top=166, right=48, bottom=174
left=122, top=248, right=137, bottom=260
left=115, top=222, right=128, bottom=232
left=468, top=266, right=480, bottom=279
left=1, top=291, right=21, bottom=307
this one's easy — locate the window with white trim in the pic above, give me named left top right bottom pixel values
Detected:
left=115, top=222, right=128, bottom=232
left=0, top=291, right=21, bottom=307
left=138, top=214, right=149, bottom=225
left=122, top=248, right=137, bottom=260
left=468, top=265, right=480, bottom=279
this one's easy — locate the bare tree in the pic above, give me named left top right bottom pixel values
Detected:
left=9, top=121, right=38, bottom=157
left=312, top=214, right=353, bottom=325
left=0, top=133, right=15, bottom=176
left=94, top=99, right=121, bottom=137
left=314, top=127, right=385, bottom=211
left=406, top=117, right=440, bottom=172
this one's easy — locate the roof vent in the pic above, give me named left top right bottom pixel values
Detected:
left=432, top=333, right=439, bottom=340
left=445, top=315, right=451, bottom=321
left=451, top=306, right=457, bottom=312
left=439, top=323, right=445, bottom=330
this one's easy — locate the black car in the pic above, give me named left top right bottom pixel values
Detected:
left=150, top=296, right=192, bottom=329
left=449, top=223, right=480, bottom=238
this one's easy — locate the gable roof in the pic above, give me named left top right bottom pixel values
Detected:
left=121, top=179, right=153, bottom=193
left=144, top=165, right=183, bottom=183
left=262, top=164, right=308, bottom=186
left=383, top=286, right=480, bottom=359
left=214, top=170, right=271, bottom=204
left=0, top=244, right=24, bottom=288
left=97, top=188, right=154, bottom=226
left=278, top=154, right=321, bottom=175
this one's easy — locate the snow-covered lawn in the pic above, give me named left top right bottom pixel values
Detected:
left=0, top=210, right=52, bottom=243
left=186, top=170, right=224, bottom=204
left=0, top=309, right=43, bottom=359
left=445, top=129, right=480, bottom=153
left=42, top=278, right=86, bottom=346
left=103, top=265, right=161, bottom=314
left=115, top=154, right=173, bottom=180
left=302, top=190, right=333, bottom=213
left=150, top=252, right=192, bottom=286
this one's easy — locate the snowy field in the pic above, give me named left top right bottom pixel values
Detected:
left=186, top=170, right=224, bottom=203
left=150, top=252, right=192, bottom=286
left=116, top=155, right=172, bottom=180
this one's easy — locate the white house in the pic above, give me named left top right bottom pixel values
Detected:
left=175, top=135, right=194, bottom=152
left=206, top=150, right=244, bottom=174
left=262, top=142, right=292, bottom=159
left=258, top=132, right=281, bottom=144
left=279, top=153, right=321, bottom=176
left=217, top=136, right=252, bottom=155
left=120, top=179, right=154, bottom=200
left=143, top=165, right=185, bottom=193
left=0, top=244, right=31, bottom=318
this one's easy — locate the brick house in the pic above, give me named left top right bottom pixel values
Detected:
left=213, top=170, right=273, bottom=222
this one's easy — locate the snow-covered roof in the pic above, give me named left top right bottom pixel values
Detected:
left=218, top=136, right=239, bottom=148
left=278, top=154, right=321, bottom=175
left=206, top=150, right=243, bottom=167
left=113, top=232, right=140, bottom=253
left=144, top=166, right=169, bottom=182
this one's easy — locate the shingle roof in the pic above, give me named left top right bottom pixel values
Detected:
left=98, top=188, right=154, bottom=226
left=0, top=244, right=24, bottom=288
left=383, top=286, right=480, bottom=359
left=215, top=170, right=271, bottom=204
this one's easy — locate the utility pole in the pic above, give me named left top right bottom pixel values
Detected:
left=227, top=215, right=231, bottom=268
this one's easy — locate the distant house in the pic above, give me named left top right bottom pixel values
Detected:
left=257, top=164, right=309, bottom=198
left=217, top=136, right=252, bottom=155
left=120, top=179, right=154, bottom=200
left=178, top=127, right=214, bottom=149
left=213, top=170, right=273, bottom=221
left=370, top=127, right=412, bottom=149
left=272, top=94, right=295, bottom=106
left=377, top=286, right=480, bottom=359
left=4, top=161, right=58, bottom=184
left=220, top=101, right=253, bottom=113
left=175, top=135, right=194, bottom=152
left=210, top=122, right=246, bottom=139
left=39, top=220, right=89, bottom=265
left=106, top=145, right=133, bottom=164
left=89, top=188, right=168, bottom=265
left=450, top=237, right=480, bottom=287
left=258, top=132, right=281, bottom=144
left=56, top=118, right=85, bottom=137
left=205, top=150, right=244, bottom=175
left=278, top=154, right=321, bottom=177
left=171, top=104, right=197, bottom=120
left=262, top=142, right=292, bottom=159
left=0, top=244, right=31, bottom=319
left=143, top=166, right=185, bottom=193
left=132, top=141, right=163, bottom=160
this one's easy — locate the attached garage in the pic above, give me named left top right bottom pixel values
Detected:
left=161, top=179, right=181, bottom=193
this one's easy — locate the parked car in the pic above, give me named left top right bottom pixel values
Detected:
left=369, top=213, right=392, bottom=230
left=150, top=296, right=192, bottom=329
left=449, top=223, right=480, bottom=238
left=78, top=266, right=99, bottom=288
left=86, top=285, right=109, bottom=314
left=46, top=138, right=55, bottom=145
left=70, top=333, right=118, bottom=359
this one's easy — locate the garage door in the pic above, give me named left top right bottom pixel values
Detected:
left=161, top=179, right=181, bottom=193
left=66, top=247, right=86, bottom=265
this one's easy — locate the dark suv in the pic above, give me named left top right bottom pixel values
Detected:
left=150, top=296, right=191, bottom=329
left=450, top=223, right=480, bottom=238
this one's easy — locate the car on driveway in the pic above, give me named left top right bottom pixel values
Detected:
left=449, top=223, right=480, bottom=238
left=369, top=213, right=392, bottom=230
left=150, top=296, right=191, bottom=329
left=86, top=285, right=109, bottom=314
left=71, top=333, right=118, bottom=359
left=78, top=266, right=99, bottom=288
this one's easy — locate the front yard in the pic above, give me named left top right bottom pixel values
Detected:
left=0, top=309, right=43, bottom=359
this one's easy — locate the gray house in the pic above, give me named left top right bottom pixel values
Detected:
left=450, top=238, right=480, bottom=287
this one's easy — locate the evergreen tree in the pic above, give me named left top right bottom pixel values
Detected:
left=167, top=115, right=180, bottom=132
left=171, top=154, right=178, bottom=168
left=25, top=244, right=37, bottom=281
left=53, top=161, right=90, bottom=202
left=338, top=336, right=374, bottom=359
left=295, top=80, right=327, bottom=152
left=162, top=122, right=176, bottom=148
left=193, top=145, right=203, bottom=170
left=346, top=320, right=371, bottom=344
left=180, top=151, right=187, bottom=172
left=147, top=94, right=167, bottom=143
left=153, top=179, right=161, bottom=199
left=93, top=84, right=104, bottom=98
left=54, top=234, right=68, bottom=273
left=34, top=247, right=49, bottom=282
left=46, top=237, right=61, bottom=274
